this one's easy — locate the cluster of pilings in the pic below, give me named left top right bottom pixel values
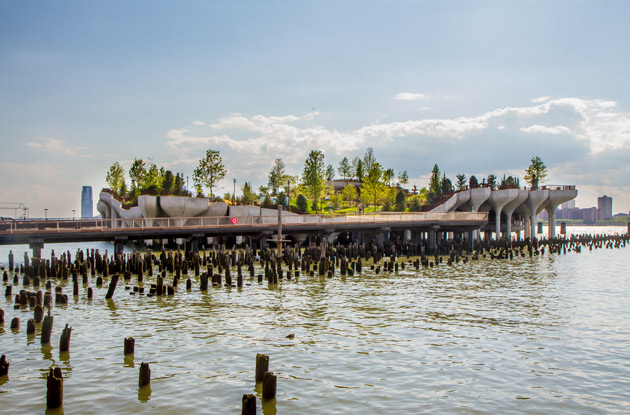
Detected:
left=1, top=231, right=629, bottom=412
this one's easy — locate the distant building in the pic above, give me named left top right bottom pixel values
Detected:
left=582, top=207, right=598, bottom=224
left=597, top=195, right=612, bottom=220
left=560, top=200, right=575, bottom=210
left=81, top=186, right=93, bottom=218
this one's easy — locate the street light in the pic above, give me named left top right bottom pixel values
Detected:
left=233, top=178, right=236, bottom=205
left=44, top=208, right=48, bottom=220
left=72, top=209, right=76, bottom=220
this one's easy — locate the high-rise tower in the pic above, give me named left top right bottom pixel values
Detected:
left=81, top=186, right=93, bottom=218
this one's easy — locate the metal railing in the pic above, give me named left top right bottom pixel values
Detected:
left=0, top=212, right=489, bottom=234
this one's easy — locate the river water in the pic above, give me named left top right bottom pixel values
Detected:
left=1, top=226, right=629, bottom=414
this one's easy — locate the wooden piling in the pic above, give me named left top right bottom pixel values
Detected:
left=0, top=355, right=8, bottom=377
left=27, top=318, right=36, bottom=335
left=10, top=317, right=19, bottom=329
left=59, top=324, right=72, bottom=352
left=105, top=274, right=119, bottom=299
left=139, top=362, right=151, bottom=387
left=262, top=371, right=277, bottom=399
left=124, top=337, right=135, bottom=355
left=242, top=393, right=256, bottom=415
left=41, top=315, right=53, bottom=344
left=46, top=367, right=63, bottom=408
left=0, top=308, right=3, bottom=325
left=255, top=353, right=269, bottom=382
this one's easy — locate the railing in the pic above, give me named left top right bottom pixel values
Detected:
left=540, top=185, right=577, bottom=191
left=0, top=212, right=489, bottom=234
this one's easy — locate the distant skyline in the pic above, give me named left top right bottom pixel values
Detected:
left=2, top=1, right=630, bottom=218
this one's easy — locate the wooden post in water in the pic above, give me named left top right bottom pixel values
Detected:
left=105, top=274, right=119, bottom=299
left=41, top=315, right=53, bottom=344
left=27, top=318, right=36, bottom=335
left=34, top=305, right=44, bottom=322
left=0, top=308, right=3, bottom=325
left=262, top=371, right=277, bottom=399
left=10, top=317, right=19, bottom=329
left=46, top=367, right=63, bottom=408
left=242, top=394, right=256, bottom=415
left=60, top=324, right=72, bottom=352
left=139, top=362, right=151, bottom=387
left=124, top=337, right=135, bottom=355
left=255, top=354, right=269, bottom=382
left=0, top=355, right=8, bottom=377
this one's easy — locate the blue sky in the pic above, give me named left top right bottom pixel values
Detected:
left=2, top=0, right=630, bottom=217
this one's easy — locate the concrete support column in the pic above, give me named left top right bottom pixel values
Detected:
left=29, top=241, right=44, bottom=260
left=547, top=206, right=557, bottom=239
left=428, top=230, right=436, bottom=252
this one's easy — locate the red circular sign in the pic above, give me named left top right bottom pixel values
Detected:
left=230, top=217, right=238, bottom=224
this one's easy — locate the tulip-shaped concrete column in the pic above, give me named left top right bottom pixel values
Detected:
left=544, top=188, right=578, bottom=238
left=468, top=188, right=491, bottom=240
left=502, top=190, right=529, bottom=240
left=525, top=190, right=549, bottom=239
left=488, top=189, right=518, bottom=240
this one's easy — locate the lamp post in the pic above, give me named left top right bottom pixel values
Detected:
left=233, top=178, right=236, bottom=205
left=286, top=179, right=291, bottom=210
left=72, top=209, right=76, bottom=220
left=44, top=208, right=48, bottom=220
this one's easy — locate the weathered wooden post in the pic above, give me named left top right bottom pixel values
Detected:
left=46, top=367, right=63, bottom=408
left=10, top=317, right=19, bottom=329
left=242, top=394, right=256, bottom=415
left=139, top=362, right=151, bottom=387
left=105, top=274, right=119, bottom=299
left=0, top=355, right=8, bottom=377
left=124, top=337, right=135, bottom=355
left=0, top=308, right=3, bottom=325
left=255, top=353, right=269, bottom=382
left=59, top=324, right=72, bottom=352
left=262, top=371, right=277, bottom=399
left=27, top=318, right=36, bottom=335
left=41, top=315, right=54, bottom=344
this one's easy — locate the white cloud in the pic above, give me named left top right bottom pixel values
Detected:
left=27, top=137, right=92, bottom=157
left=497, top=125, right=505, bottom=130
left=531, top=96, right=551, bottom=103
left=192, top=120, right=205, bottom=126
left=520, top=125, right=572, bottom=135
left=395, top=92, right=428, bottom=101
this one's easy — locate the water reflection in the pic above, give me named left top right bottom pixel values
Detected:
left=124, top=354, right=135, bottom=368
left=44, top=406, right=64, bottom=415
left=41, top=344, right=53, bottom=362
left=138, top=384, right=152, bottom=402
left=261, top=397, right=277, bottom=415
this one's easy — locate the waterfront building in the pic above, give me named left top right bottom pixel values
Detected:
left=597, top=195, right=612, bottom=220
left=81, top=186, right=93, bottom=218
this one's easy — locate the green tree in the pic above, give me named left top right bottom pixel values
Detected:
left=301, top=150, right=326, bottom=212
left=363, top=147, right=376, bottom=172
left=326, top=164, right=336, bottom=181
left=144, top=162, right=163, bottom=193
left=487, top=174, right=497, bottom=190
left=383, top=168, right=395, bottom=187
left=408, top=195, right=422, bottom=212
left=129, top=158, right=147, bottom=191
left=361, top=162, right=385, bottom=209
left=342, top=184, right=357, bottom=206
left=240, top=181, right=257, bottom=205
left=267, top=158, right=287, bottom=196
left=456, top=173, right=467, bottom=190
left=524, top=156, right=547, bottom=189
left=352, top=157, right=364, bottom=181
left=162, top=170, right=174, bottom=195
left=193, top=149, right=226, bottom=198
left=330, top=192, right=342, bottom=211
left=119, top=180, right=128, bottom=199
left=174, top=173, right=185, bottom=195
left=296, top=194, right=309, bottom=213
left=276, top=192, right=287, bottom=207
left=106, top=162, right=125, bottom=194
left=441, top=173, right=452, bottom=195
left=395, top=190, right=406, bottom=212
left=428, top=164, right=442, bottom=203
left=398, top=170, right=409, bottom=187
left=338, top=157, right=353, bottom=181
left=469, top=175, right=479, bottom=189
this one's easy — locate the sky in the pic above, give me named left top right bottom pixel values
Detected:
left=1, top=0, right=630, bottom=218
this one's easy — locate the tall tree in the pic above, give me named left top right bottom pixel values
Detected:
left=338, top=157, right=353, bottom=181
left=398, top=170, right=409, bottom=187
left=301, top=150, right=326, bottom=211
left=428, top=164, right=442, bottom=202
left=193, top=149, right=226, bottom=198
left=486, top=174, right=497, bottom=190
left=524, top=156, right=547, bottom=189
left=145, top=162, right=163, bottom=193
left=361, top=162, right=385, bottom=209
left=363, top=147, right=376, bottom=172
left=326, top=164, right=336, bottom=181
left=162, top=170, right=174, bottom=194
left=296, top=194, right=309, bottom=213
left=455, top=173, right=467, bottom=190
left=128, top=158, right=147, bottom=191
left=240, top=181, right=257, bottom=205
left=106, top=162, right=125, bottom=194
left=352, top=157, right=364, bottom=181
left=469, top=175, right=479, bottom=189
left=383, top=168, right=395, bottom=187
left=342, top=184, right=357, bottom=206
left=441, top=173, right=453, bottom=195
left=395, top=190, right=406, bottom=212
left=267, top=159, right=287, bottom=196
